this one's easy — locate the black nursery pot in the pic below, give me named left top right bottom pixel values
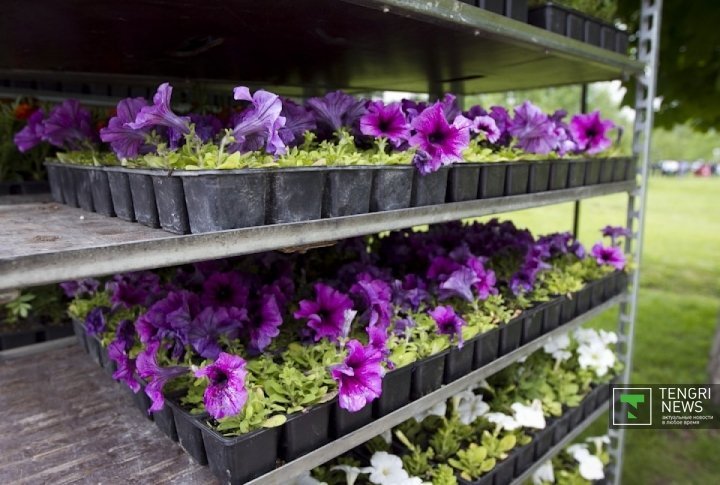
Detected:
left=478, top=163, right=507, bottom=199
left=499, top=316, right=523, bottom=355
left=370, top=166, right=413, bottom=211
left=323, top=166, right=373, bottom=217
left=153, top=399, right=179, bottom=442
left=447, top=164, right=481, bottom=202
left=567, top=160, right=586, bottom=188
left=45, top=163, right=65, bottom=203
left=528, top=5, right=567, bottom=35
left=282, top=402, right=332, bottom=460
left=584, top=19, right=602, bottom=47
left=566, top=12, right=585, bottom=40
left=151, top=174, right=190, bottom=234
left=552, top=412, right=571, bottom=444
left=89, top=168, right=115, bottom=217
left=599, top=158, right=615, bottom=183
left=569, top=404, right=584, bottom=427
left=84, top=333, right=102, bottom=366
left=411, top=350, right=448, bottom=399
left=612, top=157, right=630, bottom=182
left=411, top=166, right=449, bottom=207
left=130, top=386, right=154, bottom=421
left=58, top=165, right=79, bottom=208
left=374, top=364, right=413, bottom=417
left=179, top=169, right=267, bottom=233
left=549, top=160, right=570, bottom=190
left=597, top=382, right=611, bottom=405
left=528, top=162, right=551, bottom=193
left=128, top=172, right=160, bottom=228
left=542, top=298, right=563, bottom=333
left=444, top=343, right=475, bottom=383
left=333, top=401, right=373, bottom=437
left=201, top=424, right=281, bottom=484
left=560, top=295, right=577, bottom=324
left=97, top=339, right=117, bottom=377
left=585, top=159, right=602, bottom=185
left=73, top=167, right=95, bottom=212
left=43, top=322, right=75, bottom=340
left=590, top=279, right=606, bottom=307
left=168, top=400, right=208, bottom=465
left=19, top=180, right=50, bottom=194
left=504, top=0, right=528, bottom=22
left=493, top=451, right=518, bottom=485
left=522, top=304, right=545, bottom=344
left=0, top=328, right=39, bottom=350
left=615, top=271, right=629, bottom=295
left=267, top=168, right=324, bottom=223
left=601, top=26, right=616, bottom=50
left=533, top=425, right=555, bottom=460
left=514, top=442, right=536, bottom=475
left=616, top=31, right=630, bottom=54
left=582, top=387, right=599, bottom=419
left=505, top=162, right=530, bottom=196
left=72, top=319, right=89, bottom=353
left=105, top=168, right=135, bottom=222
left=473, top=327, right=500, bottom=369
left=575, top=285, right=592, bottom=315
left=478, top=0, right=503, bottom=15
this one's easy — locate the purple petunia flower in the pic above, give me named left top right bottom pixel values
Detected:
left=201, top=272, right=249, bottom=309
left=136, top=340, right=190, bottom=412
left=439, top=267, right=479, bottom=302
left=14, top=109, right=45, bottom=152
left=489, top=106, right=512, bottom=146
left=350, top=275, right=393, bottom=330
left=392, top=275, right=430, bottom=311
left=570, top=240, right=586, bottom=259
left=426, top=256, right=462, bottom=283
left=85, top=307, right=108, bottom=336
left=247, top=293, right=283, bottom=353
left=508, top=101, right=558, bottom=155
left=100, top=97, right=151, bottom=159
left=360, top=101, right=410, bottom=146
left=429, top=305, right=466, bottom=348
left=393, top=315, right=416, bottom=336
left=189, top=113, right=223, bottom=143
left=189, top=307, right=245, bottom=359
left=59, top=278, right=100, bottom=298
left=106, top=271, right=161, bottom=309
left=590, top=243, right=626, bottom=270
left=129, top=83, right=191, bottom=139
left=230, top=86, right=287, bottom=155
left=470, top=115, right=501, bottom=144
left=409, top=103, right=472, bottom=174
left=42, top=100, right=96, bottom=150
left=278, top=98, right=317, bottom=146
left=439, top=93, right=462, bottom=123
left=294, top=283, right=354, bottom=342
left=467, top=257, right=497, bottom=300
left=548, top=109, right=577, bottom=156
left=601, top=225, right=631, bottom=246
left=195, top=352, right=249, bottom=420
left=401, top=98, right=428, bottom=122
left=569, top=111, right=615, bottom=155
left=509, top=270, right=535, bottom=295
left=136, top=290, right=200, bottom=359
left=464, top=104, right=487, bottom=120
left=306, top=91, right=366, bottom=138
left=331, top=340, right=384, bottom=412
left=108, top=319, right=140, bottom=392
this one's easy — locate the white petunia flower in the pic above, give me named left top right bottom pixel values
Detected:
left=532, top=460, right=555, bottom=484
left=330, top=465, right=371, bottom=485
left=599, top=329, right=618, bottom=345
left=566, top=444, right=590, bottom=461
left=485, top=412, right=521, bottom=431
left=574, top=328, right=600, bottom=346
left=397, top=477, right=426, bottom=485
left=543, top=333, right=570, bottom=353
left=577, top=454, right=605, bottom=480
left=369, top=451, right=410, bottom=485
left=413, top=401, right=447, bottom=422
left=457, top=392, right=490, bottom=425
left=511, top=399, right=546, bottom=429
left=293, top=471, right=328, bottom=485
left=586, top=434, right=611, bottom=453
left=577, top=341, right=616, bottom=377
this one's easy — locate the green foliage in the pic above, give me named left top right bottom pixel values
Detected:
left=408, top=312, right=451, bottom=358
left=68, top=291, right=110, bottom=321
left=448, top=443, right=496, bottom=481
left=214, top=387, right=286, bottom=436
left=262, top=364, right=335, bottom=414
left=395, top=430, right=435, bottom=478
left=0, top=100, right=51, bottom=181
left=431, top=464, right=459, bottom=485
left=4, top=292, right=35, bottom=323
left=387, top=337, right=419, bottom=368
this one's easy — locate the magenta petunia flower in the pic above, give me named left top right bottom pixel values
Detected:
left=136, top=340, right=190, bottom=412
left=489, top=106, right=512, bottom=146
left=231, top=86, right=286, bottom=155
left=14, top=109, right=45, bottom=152
left=85, top=307, right=108, bottom=336
left=278, top=98, right=317, bottom=146
left=331, top=340, right=384, bottom=412
left=601, top=225, right=631, bottom=246
left=401, top=98, right=428, bottom=122
left=201, top=271, right=249, bottom=309
left=408, top=103, right=471, bottom=174
left=360, top=101, right=410, bottom=146
left=108, top=320, right=140, bottom=392
left=439, top=93, right=462, bottom=123
left=294, top=283, right=354, bottom=342
left=392, top=274, right=430, bottom=311
left=306, top=90, right=366, bottom=137
left=350, top=274, right=393, bottom=330
left=470, top=115, right=501, bottom=144
left=429, top=305, right=466, bottom=348
left=100, top=97, right=151, bottom=159
left=508, top=101, right=558, bottom=155
left=439, top=267, right=479, bottom=302
left=189, top=307, right=244, bottom=359
left=247, top=293, right=283, bottom=353
left=590, top=243, right=626, bottom=270
left=467, top=257, right=497, bottom=300
left=129, top=83, right=191, bottom=137
left=42, top=100, right=96, bottom=150
left=195, top=352, right=249, bottom=419
left=136, top=290, right=200, bottom=359
left=569, top=111, right=615, bottom=155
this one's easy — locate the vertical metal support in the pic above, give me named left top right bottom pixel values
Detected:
left=607, top=1, right=662, bottom=484
left=572, top=84, right=589, bottom=237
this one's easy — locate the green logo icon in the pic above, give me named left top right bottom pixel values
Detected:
left=620, top=393, right=646, bottom=420
left=612, top=387, right=652, bottom=426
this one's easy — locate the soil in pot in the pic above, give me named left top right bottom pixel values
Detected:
left=151, top=175, right=190, bottom=234
left=478, top=163, right=507, bottom=199
left=106, top=169, right=136, bottom=222
left=473, top=327, right=500, bottom=369
left=411, top=351, right=447, bottom=399
left=447, top=164, right=481, bottom=202
left=374, top=364, right=413, bottom=417
left=505, top=162, right=530, bottom=196
left=168, top=400, right=208, bottom=465
left=549, top=160, right=570, bottom=190
left=499, top=317, right=523, bottom=355
left=333, top=401, right=373, bottom=437
left=370, top=166, right=413, bottom=211
left=567, top=160, right=586, bottom=188
left=323, top=167, right=373, bottom=217
left=89, top=168, right=115, bottom=217
left=281, top=402, right=332, bottom=461
left=528, top=162, right=551, bottom=193
left=444, top=343, right=475, bottom=383
left=267, top=168, right=324, bottom=223
left=411, top=167, right=449, bottom=207
left=128, top=172, right=160, bottom=228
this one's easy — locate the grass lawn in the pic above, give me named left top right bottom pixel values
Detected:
left=478, top=176, right=720, bottom=484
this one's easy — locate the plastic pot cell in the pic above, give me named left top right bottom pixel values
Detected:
left=128, top=172, right=160, bottom=228
left=153, top=400, right=179, bottom=442
left=374, top=364, right=413, bottom=417
left=19, top=180, right=50, bottom=194
left=105, top=168, right=135, bottom=222
left=267, top=168, right=324, bottom=224
left=58, top=165, right=79, bottom=208
left=201, top=424, right=281, bottom=484
left=73, top=167, right=95, bottom=212
left=45, top=163, right=65, bottom=203
left=151, top=175, right=190, bottom=234
left=411, top=351, right=447, bottom=399
left=590, top=279, right=606, bottom=307
left=323, top=167, right=373, bottom=217
left=569, top=404, right=584, bottom=427
left=528, top=5, right=567, bottom=35
left=599, top=158, right=615, bottom=183
left=582, top=387, right=599, bottom=419
left=85, top=333, right=103, bottom=367
left=567, top=160, right=586, bottom=188
left=411, top=167, right=449, bottom=207
left=566, top=12, right=584, bottom=40
left=493, top=451, right=518, bottom=485
left=514, top=442, right=535, bottom=474
left=132, top=385, right=154, bottom=421
left=504, top=0, right=528, bottom=22
left=72, top=319, right=89, bottom=353
left=601, top=26, right=616, bottom=50
left=528, top=162, right=551, bottom=193
left=179, top=170, right=267, bottom=233
left=549, top=160, right=570, bottom=190
left=447, top=164, right=481, bottom=202
left=370, top=166, right=413, bottom=212
left=282, top=401, right=332, bottom=460
left=533, top=425, right=554, bottom=460
left=444, top=342, right=475, bottom=383
left=43, top=322, right=75, bottom=340
left=552, top=412, right=571, bottom=444
left=89, top=168, right=115, bottom=217
left=575, top=285, right=592, bottom=315
left=612, top=157, right=630, bottom=182
left=584, top=19, right=602, bottom=47
left=168, top=400, right=208, bottom=465
left=505, top=162, right=530, bottom=196
left=521, top=303, right=545, bottom=344
left=499, top=316, right=523, bottom=355
left=542, top=298, right=563, bottom=333
left=478, top=0, right=503, bottom=15
left=473, top=326, right=500, bottom=369
left=0, top=328, right=39, bottom=350
left=585, top=159, right=602, bottom=185
left=560, top=295, right=577, bottom=324
left=333, top=401, right=373, bottom=437
left=478, top=163, right=507, bottom=199
left=616, top=31, right=630, bottom=54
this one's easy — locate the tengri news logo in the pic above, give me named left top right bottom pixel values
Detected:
left=612, top=387, right=652, bottom=426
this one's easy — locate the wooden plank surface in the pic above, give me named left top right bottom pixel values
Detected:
left=0, top=344, right=217, bottom=484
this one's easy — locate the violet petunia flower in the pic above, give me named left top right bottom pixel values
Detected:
left=247, top=293, right=283, bottom=353
left=426, top=256, right=462, bottom=283
left=106, top=271, right=161, bottom=309
left=294, top=283, right=354, bottom=342
left=60, top=278, right=100, bottom=298
left=508, top=101, right=558, bottom=155
left=601, top=225, right=631, bottom=246
left=470, top=115, right=501, bottom=144
left=136, top=340, right=190, bottom=412
left=401, top=98, right=428, bottom=122
left=136, top=290, right=200, bottom=359
left=189, top=113, right=223, bottom=143
left=42, top=100, right=96, bottom=150
left=331, top=340, right=384, bottom=412
left=85, top=307, right=108, bottom=336
left=108, top=319, right=140, bottom=392
left=409, top=103, right=472, bottom=174
left=489, top=106, right=513, bottom=146
left=467, top=257, right=497, bottom=300
left=189, top=307, right=244, bottom=359
left=195, top=352, right=249, bottom=419
left=439, top=267, right=479, bottom=302
left=129, top=83, right=191, bottom=138
left=201, top=272, right=249, bottom=309
left=231, top=86, right=287, bottom=155
left=590, top=243, right=626, bottom=270
left=306, top=90, right=366, bottom=138
left=278, top=98, right=317, bottom=146
left=100, top=97, right=151, bottom=159
left=429, top=305, right=466, bottom=348
left=392, top=275, right=430, bottom=311
left=509, top=270, right=535, bottom=295
left=360, top=101, right=410, bottom=146
left=439, top=93, right=462, bottom=123
left=350, top=275, right=393, bottom=330
left=14, top=109, right=45, bottom=152
left=569, top=111, right=615, bottom=155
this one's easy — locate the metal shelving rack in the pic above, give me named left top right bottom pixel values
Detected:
left=0, top=0, right=661, bottom=483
